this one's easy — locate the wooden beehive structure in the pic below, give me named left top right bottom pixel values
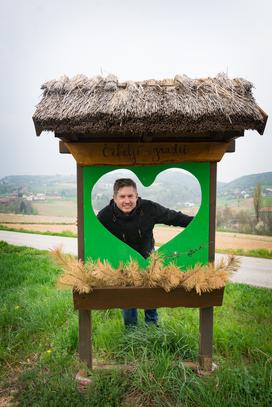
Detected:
left=33, top=73, right=267, bottom=371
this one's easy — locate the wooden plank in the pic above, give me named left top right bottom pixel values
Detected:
left=199, top=307, right=213, bottom=371
left=226, top=140, right=235, bottom=153
left=64, top=141, right=230, bottom=166
left=198, top=162, right=217, bottom=371
left=77, top=165, right=92, bottom=368
left=209, top=162, right=217, bottom=262
left=59, top=141, right=71, bottom=154
left=77, top=165, right=84, bottom=261
left=79, top=309, right=92, bottom=369
left=56, top=130, right=244, bottom=142
left=73, top=287, right=224, bottom=310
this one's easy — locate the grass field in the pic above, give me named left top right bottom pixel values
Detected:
left=0, top=224, right=77, bottom=238
left=217, top=248, right=272, bottom=259
left=0, top=242, right=271, bottom=406
left=263, top=196, right=272, bottom=206
left=217, top=197, right=254, bottom=211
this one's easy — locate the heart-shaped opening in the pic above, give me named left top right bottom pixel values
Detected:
left=91, top=168, right=201, bottom=257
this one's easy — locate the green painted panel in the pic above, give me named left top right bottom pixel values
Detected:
left=83, top=163, right=210, bottom=269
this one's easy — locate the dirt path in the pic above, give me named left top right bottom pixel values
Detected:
left=215, top=231, right=272, bottom=250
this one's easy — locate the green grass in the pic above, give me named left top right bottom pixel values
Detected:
left=0, top=224, right=77, bottom=238
left=263, top=196, right=272, bottom=206
left=0, top=221, right=74, bottom=225
left=217, top=248, right=272, bottom=259
left=216, top=197, right=253, bottom=210
left=0, top=241, right=271, bottom=406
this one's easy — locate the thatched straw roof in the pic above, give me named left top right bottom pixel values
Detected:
left=33, top=73, right=267, bottom=140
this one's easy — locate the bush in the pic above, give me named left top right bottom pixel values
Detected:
left=216, top=206, right=272, bottom=235
left=0, top=198, right=36, bottom=214
left=260, top=211, right=272, bottom=234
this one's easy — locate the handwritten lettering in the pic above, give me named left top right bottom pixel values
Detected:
left=165, top=243, right=209, bottom=260
left=102, top=143, right=188, bottom=164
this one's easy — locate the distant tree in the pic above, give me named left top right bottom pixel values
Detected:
left=223, top=205, right=233, bottom=226
left=234, top=209, right=250, bottom=225
left=19, top=200, right=27, bottom=213
left=216, top=208, right=224, bottom=228
left=260, top=210, right=272, bottom=235
left=3, top=198, right=36, bottom=215
left=253, top=184, right=262, bottom=223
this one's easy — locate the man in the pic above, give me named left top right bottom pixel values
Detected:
left=97, top=178, right=193, bottom=327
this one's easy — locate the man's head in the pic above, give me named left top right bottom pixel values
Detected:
left=113, top=178, right=138, bottom=214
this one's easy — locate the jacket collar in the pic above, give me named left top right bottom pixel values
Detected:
left=110, top=197, right=142, bottom=220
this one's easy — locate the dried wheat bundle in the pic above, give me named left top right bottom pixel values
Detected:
left=93, top=259, right=123, bottom=287
left=164, top=263, right=186, bottom=291
left=145, top=253, right=185, bottom=292
left=182, top=255, right=239, bottom=294
left=145, top=252, right=166, bottom=288
left=51, top=247, right=92, bottom=293
left=51, top=248, right=239, bottom=295
left=122, top=258, right=146, bottom=287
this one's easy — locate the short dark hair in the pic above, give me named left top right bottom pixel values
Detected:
left=113, top=178, right=137, bottom=195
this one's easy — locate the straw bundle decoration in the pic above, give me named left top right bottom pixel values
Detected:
left=51, top=248, right=240, bottom=295
left=33, top=73, right=267, bottom=138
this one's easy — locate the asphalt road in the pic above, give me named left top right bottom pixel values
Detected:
left=1, top=230, right=271, bottom=289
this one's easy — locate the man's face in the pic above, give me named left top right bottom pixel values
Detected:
left=113, top=186, right=138, bottom=214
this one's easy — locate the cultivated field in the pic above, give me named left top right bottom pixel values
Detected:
left=32, top=199, right=76, bottom=217
left=0, top=213, right=76, bottom=224
left=153, top=226, right=272, bottom=250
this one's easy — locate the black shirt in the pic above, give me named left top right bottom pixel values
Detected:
left=97, top=198, right=193, bottom=258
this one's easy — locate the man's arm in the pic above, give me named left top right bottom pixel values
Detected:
left=151, top=201, right=193, bottom=227
left=97, top=207, right=109, bottom=228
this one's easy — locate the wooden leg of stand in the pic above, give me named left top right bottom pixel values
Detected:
left=199, top=307, right=213, bottom=371
left=79, top=309, right=92, bottom=369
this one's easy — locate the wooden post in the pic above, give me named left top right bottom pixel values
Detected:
left=77, top=164, right=92, bottom=369
left=79, top=309, right=92, bottom=369
left=208, top=162, right=217, bottom=263
left=199, top=307, right=213, bottom=371
left=199, top=162, right=217, bottom=371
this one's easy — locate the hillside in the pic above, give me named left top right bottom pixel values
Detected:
left=218, top=172, right=272, bottom=193
left=0, top=171, right=271, bottom=213
left=217, top=172, right=272, bottom=205
left=0, top=175, right=76, bottom=197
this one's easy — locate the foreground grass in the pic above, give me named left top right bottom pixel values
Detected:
left=0, top=224, right=77, bottom=238
left=217, top=248, right=272, bottom=259
left=0, top=242, right=271, bottom=406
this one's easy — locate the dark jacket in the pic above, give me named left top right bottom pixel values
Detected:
left=97, top=198, right=193, bottom=258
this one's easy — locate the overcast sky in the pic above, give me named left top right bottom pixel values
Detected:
left=0, top=0, right=271, bottom=182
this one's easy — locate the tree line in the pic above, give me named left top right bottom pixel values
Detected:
left=217, top=184, right=272, bottom=235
